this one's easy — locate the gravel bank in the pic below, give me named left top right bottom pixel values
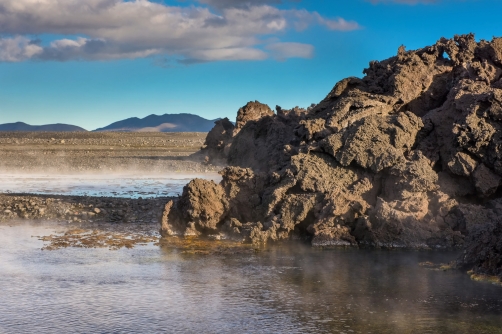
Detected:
left=0, top=194, right=167, bottom=225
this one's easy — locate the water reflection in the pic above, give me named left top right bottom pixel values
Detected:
left=1, top=223, right=501, bottom=333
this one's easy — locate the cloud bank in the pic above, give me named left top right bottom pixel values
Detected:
left=0, top=0, right=359, bottom=63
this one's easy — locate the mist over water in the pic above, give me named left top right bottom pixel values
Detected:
left=1, top=223, right=502, bottom=334
left=0, top=173, right=221, bottom=198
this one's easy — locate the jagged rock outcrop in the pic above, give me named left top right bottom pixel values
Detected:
left=197, top=117, right=235, bottom=165
left=196, top=101, right=310, bottom=170
left=165, top=34, right=502, bottom=279
left=234, top=101, right=274, bottom=134
left=161, top=178, right=229, bottom=236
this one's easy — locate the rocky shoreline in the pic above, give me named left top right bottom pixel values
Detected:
left=0, top=194, right=167, bottom=225
left=0, top=131, right=219, bottom=250
left=161, top=34, right=502, bottom=281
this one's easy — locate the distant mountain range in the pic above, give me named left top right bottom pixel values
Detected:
left=94, top=114, right=218, bottom=132
left=0, top=114, right=219, bottom=132
left=0, top=122, right=86, bottom=132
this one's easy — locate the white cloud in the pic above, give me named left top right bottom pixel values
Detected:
left=0, top=0, right=360, bottom=63
left=319, top=17, right=361, bottom=31
left=0, top=36, right=43, bottom=62
left=186, top=47, right=268, bottom=61
left=266, top=42, right=313, bottom=60
left=288, top=9, right=360, bottom=32
left=36, top=37, right=161, bottom=61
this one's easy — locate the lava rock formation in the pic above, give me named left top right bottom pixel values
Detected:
left=164, top=34, right=502, bottom=279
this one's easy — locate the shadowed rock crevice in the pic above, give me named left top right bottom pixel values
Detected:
left=163, top=34, right=502, bottom=279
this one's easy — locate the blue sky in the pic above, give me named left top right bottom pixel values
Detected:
left=0, top=0, right=500, bottom=130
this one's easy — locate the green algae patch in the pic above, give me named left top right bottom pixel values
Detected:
left=38, top=228, right=159, bottom=250
left=419, top=261, right=457, bottom=271
left=157, top=236, right=260, bottom=255
left=468, top=270, right=502, bottom=286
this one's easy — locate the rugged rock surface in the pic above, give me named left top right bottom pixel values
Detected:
left=455, top=198, right=502, bottom=279
left=164, top=34, right=502, bottom=278
left=462, top=221, right=502, bottom=279
left=198, top=118, right=235, bottom=165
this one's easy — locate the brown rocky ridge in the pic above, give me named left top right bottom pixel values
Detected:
left=163, top=34, right=502, bottom=280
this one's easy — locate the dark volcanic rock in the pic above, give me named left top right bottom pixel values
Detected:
left=164, top=34, right=502, bottom=279
left=462, top=219, right=502, bottom=280
left=198, top=118, right=235, bottom=165
left=234, top=101, right=274, bottom=134
left=463, top=222, right=502, bottom=281
left=196, top=101, right=279, bottom=167
left=457, top=199, right=502, bottom=279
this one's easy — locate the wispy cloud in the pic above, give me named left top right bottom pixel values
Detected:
left=266, top=42, right=314, bottom=60
left=0, top=0, right=359, bottom=63
left=287, top=9, right=361, bottom=31
left=0, top=36, right=43, bottom=62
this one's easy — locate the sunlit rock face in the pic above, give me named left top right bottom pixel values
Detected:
left=164, top=34, right=502, bottom=276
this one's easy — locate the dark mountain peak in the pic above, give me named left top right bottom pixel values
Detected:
left=94, top=113, right=218, bottom=132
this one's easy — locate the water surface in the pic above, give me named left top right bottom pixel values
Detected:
left=1, top=223, right=502, bottom=333
left=0, top=173, right=220, bottom=198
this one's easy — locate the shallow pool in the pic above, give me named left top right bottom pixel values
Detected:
left=0, top=173, right=221, bottom=198
left=1, top=223, right=501, bottom=333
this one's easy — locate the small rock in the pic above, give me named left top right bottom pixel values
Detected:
left=208, top=234, right=224, bottom=240
left=473, top=164, right=501, bottom=197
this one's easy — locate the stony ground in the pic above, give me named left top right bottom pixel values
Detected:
left=0, top=131, right=219, bottom=173
left=0, top=194, right=167, bottom=224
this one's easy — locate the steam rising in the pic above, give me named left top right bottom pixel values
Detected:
left=1, top=223, right=502, bottom=333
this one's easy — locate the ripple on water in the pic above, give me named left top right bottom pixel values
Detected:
left=1, top=223, right=502, bottom=333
